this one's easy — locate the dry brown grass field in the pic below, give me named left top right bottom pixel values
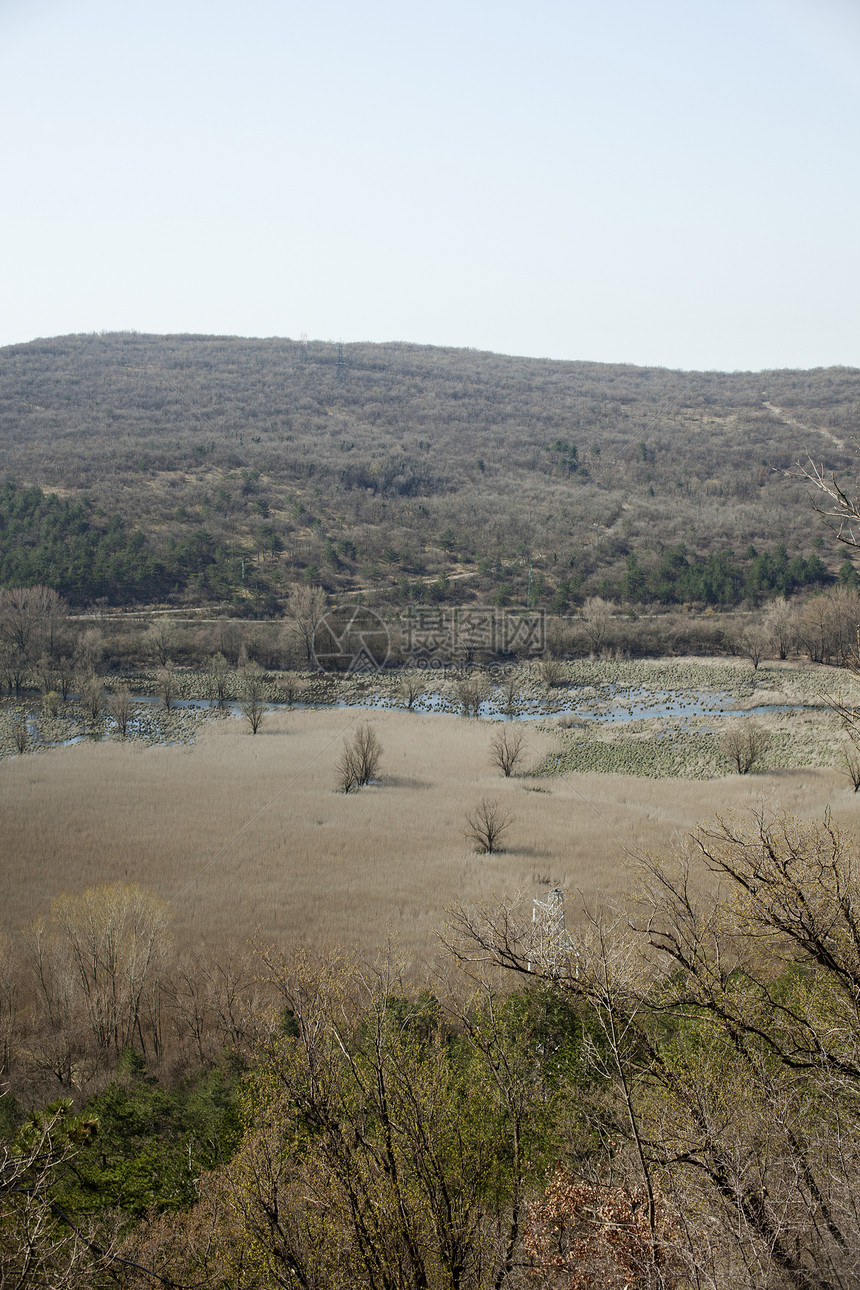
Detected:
left=0, top=707, right=855, bottom=968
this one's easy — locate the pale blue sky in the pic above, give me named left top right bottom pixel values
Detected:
left=1, top=0, right=858, bottom=370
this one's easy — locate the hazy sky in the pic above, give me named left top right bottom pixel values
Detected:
left=1, top=0, right=858, bottom=371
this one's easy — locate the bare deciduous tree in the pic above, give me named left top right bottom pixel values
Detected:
left=0, top=585, right=67, bottom=663
left=164, top=945, right=265, bottom=1065
left=335, top=723, right=383, bottom=793
left=74, top=628, right=103, bottom=677
left=240, top=667, right=267, bottom=734
left=107, top=686, right=133, bottom=737
left=499, top=668, right=520, bottom=716
left=12, top=714, right=29, bottom=754
left=48, top=884, right=169, bottom=1059
left=804, top=453, right=860, bottom=551
left=464, top=797, right=513, bottom=853
left=840, top=744, right=860, bottom=792
left=454, top=670, right=490, bottom=718
left=275, top=676, right=304, bottom=707
left=144, top=619, right=177, bottom=667
left=208, top=651, right=231, bottom=707
left=490, top=727, right=526, bottom=777
left=581, top=596, right=612, bottom=653
left=397, top=671, right=424, bottom=710
left=80, top=673, right=104, bottom=724
left=795, top=587, right=860, bottom=667
left=157, top=667, right=178, bottom=711
left=763, top=596, right=797, bottom=661
left=720, top=719, right=770, bottom=774
left=734, top=622, right=770, bottom=670
left=53, top=654, right=76, bottom=702
left=285, top=585, right=327, bottom=667
left=22, top=884, right=169, bottom=1078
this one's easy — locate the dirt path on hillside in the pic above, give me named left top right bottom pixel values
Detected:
left=763, top=400, right=845, bottom=452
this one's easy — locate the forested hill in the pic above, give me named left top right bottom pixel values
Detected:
left=1, top=332, right=858, bottom=610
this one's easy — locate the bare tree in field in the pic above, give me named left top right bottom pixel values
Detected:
left=581, top=596, right=612, bottom=653
left=145, top=618, right=177, bottom=666
left=763, top=595, right=797, bottom=660
left=490, top=727, right=526, bottom=777
left=721, top=719, right=770, bottom=774
left=335, top=723, right=383, bottom=793
left=465, top=798, right=513, bottom=853
left=75, top=627, right=103, bottom=676
left=397, top=672, right=424, bottom=710
left=53, top=654, right=76, bottom=701
left=455, top=670, right=490, bottom=717
left=81, top=673, right=104, bottom=724
left=157, top=666, right=178, bottom=711
left=734, top=622, right=770, bottom=670
left=108, top=686, right=133, bottom=737
left=286, top=585, right=327, bottom=667
left=499, top=668, right=520, bottom=716
left=240, top=668, right=267, bottom=734
left=24, top=884, right=169, bottom=1064
left=208, top=651, right=232, bottom=707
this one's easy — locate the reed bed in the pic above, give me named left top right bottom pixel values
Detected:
left=1, top=703, right=854, bottom=968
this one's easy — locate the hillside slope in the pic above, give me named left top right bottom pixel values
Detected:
left=1, top=333, right=857, bottom=609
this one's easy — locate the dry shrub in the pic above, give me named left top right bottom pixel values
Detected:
left=539, top=653, right=565, bottom=688
left=464, top=798, right=512, bottom=853
left=489, top=727, right=526, bottom=777
left=12, top=717, right=28, bottom=754
left=454, top=671, right=490, bottom=717
left=525, top=1168, right=685, bottom=1289
left=720, top=719, right=770, bottom=774
left=336, top=723, right=383, bottom=793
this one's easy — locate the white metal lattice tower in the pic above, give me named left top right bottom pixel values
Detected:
left=529, top=887, right=574, bottom=976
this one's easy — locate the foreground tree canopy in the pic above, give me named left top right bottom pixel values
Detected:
left=3, top=810, right=860, bottom=1287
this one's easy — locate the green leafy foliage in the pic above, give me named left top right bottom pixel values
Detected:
left=49, top=1051, right=244, bottom=1221
left=0, top=483, right=167, bottom=603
